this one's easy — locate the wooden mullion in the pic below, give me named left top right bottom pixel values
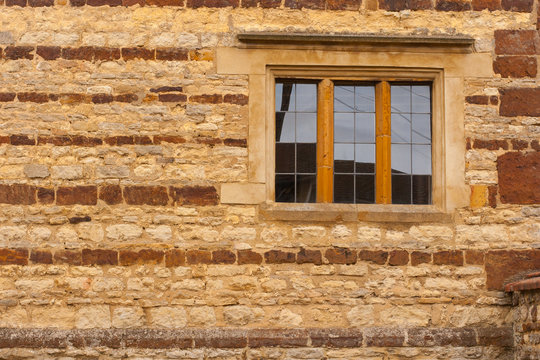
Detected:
left=375, top=81, right=392, bottom=204
left=316, top=79, right=334, bottom=203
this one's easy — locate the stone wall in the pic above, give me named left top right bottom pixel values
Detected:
left=0, top=0, right=538, bottom=358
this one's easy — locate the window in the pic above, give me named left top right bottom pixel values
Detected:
left=275, top=78, right=432, bottom=205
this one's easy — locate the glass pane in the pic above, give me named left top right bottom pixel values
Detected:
left=334, top=144, right=354, bottom=173
left=355, top=144, right=375, bottom=174
left=296, top=113, right=316, bottom=143
left=276, top=175, right=295, bottom=202
left=413, top=175, right=431, bottom=204
left=297, top=143, right=316, bottom=173
left=391, top=85, right=411, bottom=114
left=334, top=113, right=354, bottom=143
left=391, top=144, right=411, bottom=174
left=275, top=82, right=295, bottom=112
left=275, top=143, right=295, bottom=173
left=334, top=86, right=355, bottom=112
left=355, top=113, right=375, bottom=143
left=412, top=114, right=431, bottom=144
left=297, top=175, right=316, bottom=203
left=355, top=86, right=375, bottom=113
left=276, top=112, right=295, bottom=143
left=391, top=113, right=411, bottom=143
left=334, top=175, right=354, bottom=203
left=356, top=175, right=375, bottom=204
left=411, top=85, right=430, bottom=114
left=296, top=83, right=317, bottom=112
left=412, top=145, right=431, bottom=175
left=392, top=175, right=411, bottom=204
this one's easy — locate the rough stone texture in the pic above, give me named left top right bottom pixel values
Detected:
left=497, top=152, right=540, bottom=204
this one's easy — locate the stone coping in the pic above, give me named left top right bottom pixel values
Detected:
left=505, top=271, right=540, bottom=292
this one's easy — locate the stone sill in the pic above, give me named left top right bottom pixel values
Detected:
left=505, top=271, right=540, bottom=292
left=259, top=202, right=453, bottom=223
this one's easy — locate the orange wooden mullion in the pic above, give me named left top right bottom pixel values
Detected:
left=316, top=79, right=334, bottom=203
left=375, top=81, right=392, bottom=204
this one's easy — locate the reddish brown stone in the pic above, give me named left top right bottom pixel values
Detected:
left=158, top=93, right=187, bottom=102
left=433, top=250, right=464, bottom=266
left=358, top=250, right=388, bottom=265
left=87, top=0, right=122, bottom=5
left=486, top=251, right=540, bottom=290
left=36, top=46, right=61, bottom=60
left=411, top=251, right=431, bottom=266
left=477, top=327, right=514, bottom=346
left=265, top=250, right=296, bottom=264
left=4, top=46, right=33, bottom=60
left=119, top=249, right=164, bottom=265
left=5, top=0, right=27, bottom=5
left=494, top=56, right=537, bottom=78
left=133, top=136, right=152, bottom=145
left=248, top=329, right=309, bottom=347
left=0, top=93, right=16, bottom=102
left=71, top=136, right=102, bottom=146
left=325, top=248, right=357, bottom=265
left=82, top=249, right=118, bottom=266
left=326, top=0, right=361, bottom=9
left=388, top=250, right=409, bottom=266
left=17, top=92, right=49, bottom=103
left=497, top=151, right=540, bottom=204
left=499, top=88, right=540, bottom=117
left=92, top=94, right=113, bottom=104
left=0, top=249, right=28, bottom=265
left=70, top=0, right=86, bottom=5
left=37, top=187, right=54, bottom=204
left=165, top=249, right=185, bottom=267
left=212, top=250, right=236, bottom=264
left=435, top=0, right=471, bottom=10
left=104, top=136, right=134, bottom=145
left=473, top=139, right=508, bottom=150
left=61, top=47, right=94, bottom=61
left=512, top=139, right=529, bottom=150
left=114, top=94, right=138, bottom=103
left=0, top=137, right=8, bottom=144
left=472, top=0, right=500, bottom=10
left=186, top=0, right=238, bottom=7
left=296, top=248, right=322, bottom=265
left=186, top=250, right=212, bottom=264
left=94, top=47, right=121, bottom=61
left=153, top=135, right=186, bottom=144
left=57, top=186, right=98, bottom=205
left=465, top=250, right=485, bottom=265
left=532, top=140, right=540, bottom=151
left=170, top=186, right=218, bottom=206
left=123, top=186, right=169, bottom=206
left=223, top=138, right=247, bottom=147
left=30, top=250, right=53, bottom=264
left=379, top=0, right=432, bottom=10
left=156, top=48, right=188, bottom=61
left=196, top=137, right=221, bottom=145
left=495, top=30, right=539, bottom=55
left=10, top=135, right=35, bottom=145
left=364, top=328, right=405, bottom=347
left=501, top=0, right=532, bottom=11
left=122, top=0, right=144, bottom=5
left=189, top=94, right=223, bottom=104
left=0, top=184, right=36, bottom=205
left=490, top=96, right=499, bottom=105
left=53, top=250, right=82, bottom=265
left=38, top=136, right=71, bottom=146
left=150, top=86, right=184, bottom=93
left=223, top=94, right=249, bottom=105
left=237, top=250, right=262, bottom=264
left=309, top=328, right=363, bottom=348
left=284, top=0, right=324, bottom=8
left=465, top=95, right=490, bottom=105
left=488, top=185, right=497, bottom=208
left=121, top=48, right=155, bottom=61
left=68, top=216, right=91, bottom=224
left=407, top=328, right=477, bottom=347
left=145, top=0, right=183, bottom=4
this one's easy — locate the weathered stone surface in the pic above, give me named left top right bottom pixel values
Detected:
left=497, top=152, right=540, bottom=204
left=486, top=250, right=540, bottom=290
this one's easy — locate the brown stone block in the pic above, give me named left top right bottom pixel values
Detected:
left=325, top=248, right=357, bottom=264
left=223, top=94, right=248, bottom=105
left=248, top=329, right=309, bottom=347
left=0, top=93, right=16, bottom=102
left=94, top=47, right=121, bottom=61
left=495, top=30, right=539, bottom=55
left=189, top=94, right=223, bottom=104
left=82, top=249, right=118, bottom=266
left=37, top=187, right=54, bottom=204
left=145, top=0, right=184, bottom=4
left=57, top=186, right=98, bottom=205
left=10, top=135, right=35, bottom=145
left=407, top=327, right=477, bottom=347
left=264, top=250, right=296, bottom=264
left=186, top=250, right=212, bottom=264
left=473, top=139, right=508, bottom=150
left=150, top=86, right=184, bottom=93
left=0, top=184, right=36, bottom=205
left=497, top=151, right=540, bottom=204
left=0, top=137, right=8, bottom=144
left=158, top=93, right=187, bottom=102
left=359, top=250, right=388, bottom=265
left=472, top=0, right=500, bottom=9
left=494, top=56, right=537, bottom=78
left=71, top=136, right=102, bottom=146
left=36, top=46, right=61, bottom=60
left=165, top=249, right=185, bottom=267
left=326, top=0, right=361, bottom=10
left=411, top=251, right=431, bottom=265
left=153, top=135, right=186, bottom=144
left=195, top=137, right=221, bottom=145
left=53, top=250, right=81, bottom=265
left=512, top=139, right=529, bottom=150
left=465, top=95, right=490, bottom=105
left=58, top=93, right=87, bottom=105
left=114, top=94, right=138, bottom=103
left=364, top=328, right=405, bottom=347
left=61, top=47, right=94, bottom=61
left=156, top=48, right=188, bottom=61
left=532, top=140, right=540, bottom=151
left=499, top=88, right=540, bottom=117
left=388, top=250, right=409, bottom=266
left=296, top=248, right=322, bottom=265
left=0, top=249, right=28, bottom=265
left=170, top=185, right=218, bottom=206
left=435, top=0, right=471, bottom=10
left=237, top=250, right=262, bottom=264
left=465, top=250, right=485, bottom=265
left=123, top=0, right=144, bottom=5
left=121, top=47, right=155, bottom=60
left=104, top=136, right=134, bottom=145
left=309, top=328, right=363, bottom=347
left=70, top=0, right=86, bottom=5
left=489, top=96, right=498, bottom=105
left=501, top=0, right=532, bottom=11
left=38, top=135, right=71, bottom=146
left=87, top=0, right=122, bottom=5
left=119, top=249, right=164, bottom=265
left=28, top=0, right=54, bottom=6
left=433, top=250, right=463, bottom=266
left=477, top=327, right=514, bottom=346
left=92, top=94, right=113, bottom=104
left=5, top=0, right=27, bottom=5
left=284, top=0, right=324, bottom=8
left=134, top=136, right=152, bottom=145
left=194, top=329, right=247, bottom=348
left=17, top=92, right=49, bottom=103
left=4, top=46, right=33, bottom=60
left=123, top=186, right=169, bottom=206
left=379, top=0, right=432, bottom=10
left=211, top=250, right=236, bottom=264
left=30, top=250, right=53, bottom=264
left=223, top=138, right=247, bottom=147
left=186, top=0, right=238, bottom=7
left=69, top=216, right=91, bottom=224
left=487, top=185, right=497, bottom=208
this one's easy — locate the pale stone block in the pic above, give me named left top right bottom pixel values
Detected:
left=23, top=164, right=49, bottom=179
left=96, top=166, right=130, bottom=178
left=271, top=309, right=302, bottom=326
left=0, top=307, right=28, bottom=327
left=32, top=306, right=76, bottom=328
left=0, top=226, right=27, bottom=247
left=106, top=224, right=143, bottom=241
left=87, top=86, right=113, bottom=95
left=77, top=223, right=104, bottom=243
left=134, top=165, right=163, bottom=179
left=149, top=33, right=176, bottom=47
left=292, top=226, right=326, bottom=240
left=146, top=225, right=173, bottom=242
left=357, top=226, right=382, bottom=243
left=92, top=278, right=124, bottom=292
left=220, top=183, right=265, bottom=204
left=287, top=348, right=324, bottom=359
left=331, top=225, right=352, bottom=239
left=171, top=279, right=205, bottom=291
left=0, top=165, right=24, bottom=179
left=409, top=225, right=454, bottom=243
left=15, top=279, right=54, bottom=292
left=261, top=278, right=287, bottom=292
left=149, top=307, right=187, bottom=328
left=55, top=227, right=79, bottom=244
left=52, top=33, right=79, bottom=46
left=347, top=305, right=375, bottom=326
left=223, top=305, right=259, bottom=326
left=189, top=306, right=216, bottom=326
left=51, top=165, right=84, bottom=180
left=260, top=226, right=287, bottom=244
left=425, top=278, right=467, bottom=290
left=227, top=276, right=258, bottom=291
left=176, top=33, right=199, bottom=47
left=291, top=277, right=315, bottom=290
left=0, top=32, right=14, bottom=45
left=220, top=226, right=257, bottom=242
left=75, top=305, right=111, bottom=329
left=112, top=307, right=145, bottom=328
left=380, top=306, right=431, bottom=326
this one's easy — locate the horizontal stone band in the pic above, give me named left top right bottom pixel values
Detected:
left=0, top=327, right=513, bottom=349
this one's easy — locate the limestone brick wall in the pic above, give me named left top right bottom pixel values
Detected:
left=0, top=0, right=538, bottom=358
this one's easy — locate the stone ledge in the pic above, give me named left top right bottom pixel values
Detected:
left=0, top=327, right=513, bottom=349
left=505, top=271, right=540, bottom=292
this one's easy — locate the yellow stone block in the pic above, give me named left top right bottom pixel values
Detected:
left=470, top=185, right=487, bottom=209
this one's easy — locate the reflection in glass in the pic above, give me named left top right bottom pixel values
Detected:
left=355, top=113, right=375, bottom=143
left=334, top=175, right=354, bottom=203
left=275, top=143, right=295, bottom=173
left=297, top=143, right=316, bottom=173
left=334, top=86, right=355, bottom=112
left=275, top=175, right=295, bottom=202
left=334, top=113, right=355, bottom=143
left=391, top=86, right=411, bottom=113
left=276, top=112, right=295, bottom=142
left=411, top=86, right=431, bottom=114
left=356, top=175, right=375, bottom=204
left=412, top=114, right=431, bottom=144
left=391, top=114, right=411, bottom=143
left=392, top=175, right=411, bottom=204
left=355, top=86, right=375, bottom=112
left=412, top=145, right=431, bottom=175
left=296, top=113, right=317, bottom=143
left=391, top=144, right=411, bottom=174
left=296, top=84, right=317, bottom=112
left=413, top=175, right=431, bottom=204
left=355, top=144, right=375, bottom=173
left=297, top=175, right=316, bottom=202
left=334, top=143, right=354, bottom=173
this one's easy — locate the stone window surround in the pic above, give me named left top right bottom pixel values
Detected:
left=217, top=33, right=491, bottom=222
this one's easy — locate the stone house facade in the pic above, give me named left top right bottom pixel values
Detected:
left=0, top=0, right=538, bottom=358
